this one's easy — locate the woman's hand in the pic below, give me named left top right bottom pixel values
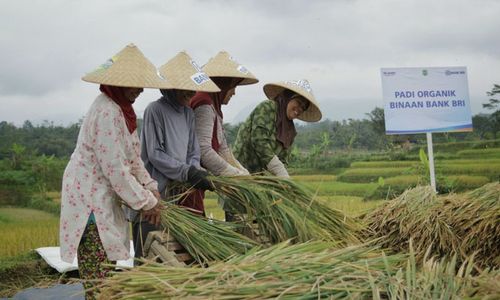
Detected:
left=152, top=190, right=162, bottom=200
left=238, top=167, right=250, bottom=175
left=266, top=155, right=289, bottom=178
left=143, top=201, right=165, bottom=227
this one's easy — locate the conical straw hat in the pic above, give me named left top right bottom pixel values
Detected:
left=158, top=51, right=220, bottom=92
left=82, top=43, right=171, bottom=89
left=263, top=79, right=322, bottom=122
left=202, top=51, right=258, bottom=85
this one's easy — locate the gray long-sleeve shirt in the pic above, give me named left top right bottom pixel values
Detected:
left=126, top=94, right=202, bottom=222
left=140, top=95, right=201, bottom=196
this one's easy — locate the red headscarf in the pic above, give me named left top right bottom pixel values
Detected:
left=190, top=77, right=242, bottom=151
left=99, top=85, right=137, bottom=133
left=202, top=77, right=240, bottom=118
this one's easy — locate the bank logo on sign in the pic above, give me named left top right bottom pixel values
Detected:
left=445, top=70, right=465, bottom=76
left=422, top=69, right=428, bottom=76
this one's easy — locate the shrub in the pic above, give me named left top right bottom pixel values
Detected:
left=0, top=170, right=35, bottom=206
left=29, top=194, right=60, bottom=215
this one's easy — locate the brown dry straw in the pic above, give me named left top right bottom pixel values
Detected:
left=362, top=182, right=500, bottom=269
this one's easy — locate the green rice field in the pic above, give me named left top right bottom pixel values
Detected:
left=0, top=208, right=59, bottom=258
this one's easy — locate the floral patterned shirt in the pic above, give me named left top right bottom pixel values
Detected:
left=59, top=94, right=158, bottom=263
left=233, top=100, right=291, bottom=173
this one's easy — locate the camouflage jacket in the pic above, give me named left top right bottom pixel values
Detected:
left=233, top=100, right=291, bottom=173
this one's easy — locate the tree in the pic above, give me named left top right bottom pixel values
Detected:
left=365, top=107, right=393, bottom=149
left=10, top=143, right=26, bottom=170
left=483, top=84, right=500, bottom=138
left=472, top=114, right=494, bottom=139
left=484, top=84, right=500, bottom=110
left=365, top=107, right=385, bottom=135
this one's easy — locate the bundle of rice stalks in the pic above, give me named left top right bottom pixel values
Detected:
left=210, top=175, right=360, bottom=245
left=444, top=182, right=500, bottom=268
left=362, top=182, right=500, bottom=269
left=362, top=186, right=459, bottom=260
left=159, top=205, right=258, bottom=264
left=97, top=241, right=500, bottom=299
left=384, top=242, right=500, bottom=299
left=98, top=241, right=405, bottom=299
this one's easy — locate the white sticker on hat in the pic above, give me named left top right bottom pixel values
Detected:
left=237, top=65, right=249, bottom=74
left=156, top=69, right=166, bottom=80
left=190, top=60, right=203, bottom=73
left=92, top=55, right=118, bottom=73
left=191, top=72, right=210, bottom=85
left=287, top=80, right=313, bottom=94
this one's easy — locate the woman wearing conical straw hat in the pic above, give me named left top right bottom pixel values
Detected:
left=129, top=51, right=221, bottom=258
left=233, top=80, right=322, bottom=177
left=59, top=44, right=168, bottom=298
left=190, top=51, right=258, bottom=177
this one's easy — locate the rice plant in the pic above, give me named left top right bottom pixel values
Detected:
left=98, top=241, right=405, bottom=299
left=0, top=208, right=59, bottom=258
left=159, top=205, right=257, bottom=264
left=209, top=175, right=361, bottom=245
left=97, top=241, right=500, bottom=299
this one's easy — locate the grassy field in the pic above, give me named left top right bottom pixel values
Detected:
left=300, top=181, right=378, bottom=197
left=0, top=208, right=59, bottom=258
left=315, top=195, right=384, bottom=217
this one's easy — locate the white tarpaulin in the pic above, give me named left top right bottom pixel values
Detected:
left=380, top=66, right=472, bottom=134
left=35, top=241, right=135, bottom=273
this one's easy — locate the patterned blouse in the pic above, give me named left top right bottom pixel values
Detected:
left=59, top=94, right=158, bottom=263
left=233, top=100, right=291, bottom=173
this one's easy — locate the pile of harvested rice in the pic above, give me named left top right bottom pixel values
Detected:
left=97, top=240, right=500, bottom=299
left=362, top=182, right=500, bottom=269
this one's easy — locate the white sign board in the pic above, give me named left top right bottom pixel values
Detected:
left=381, top=66, right=472, bottom=134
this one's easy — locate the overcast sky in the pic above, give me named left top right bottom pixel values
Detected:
left=1, top=0, right=499, bottom=126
